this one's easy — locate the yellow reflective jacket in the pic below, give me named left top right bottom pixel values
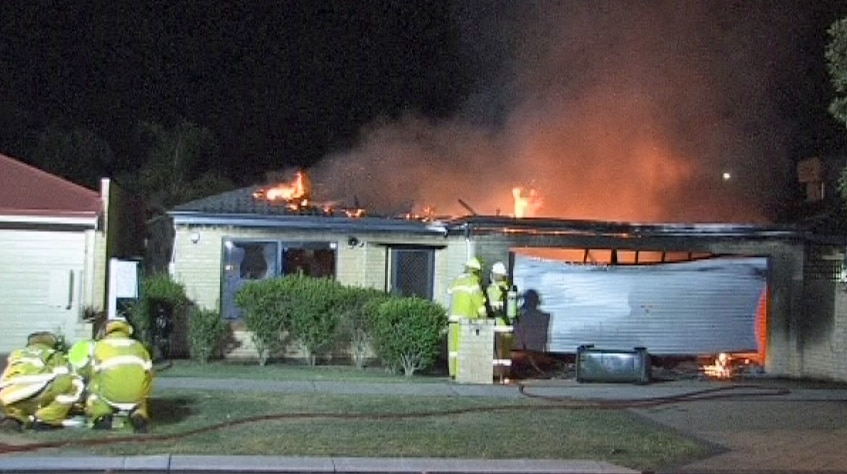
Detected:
left=448, top=272, right=486, bottom=321
left=0, top=343, right=69, bottom=405
left=89, top=332, right=152, bottom=408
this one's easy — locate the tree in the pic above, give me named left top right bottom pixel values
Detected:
left=32, top=125, right=113, bottom=189
left=826, top=18, right=847, bottom=203
left=127, top=120, right=234, bottom=215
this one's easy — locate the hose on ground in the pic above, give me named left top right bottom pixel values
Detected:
left=0, top=382, right=790, bottom=455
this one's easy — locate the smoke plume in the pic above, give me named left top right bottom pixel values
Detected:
left=312, top=1, right=819, bottom=223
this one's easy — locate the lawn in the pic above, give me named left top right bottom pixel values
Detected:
left=6, top=360, right=711, bottom=472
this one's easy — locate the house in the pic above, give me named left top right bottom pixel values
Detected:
left=163, top=178, right=847, bottom=382
left=0, top=153, right=142, bottom=351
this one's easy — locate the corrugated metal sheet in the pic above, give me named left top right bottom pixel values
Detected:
left=513, top=255, right=767, bottom=355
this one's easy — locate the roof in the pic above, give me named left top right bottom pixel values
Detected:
left=169, top=184, right=835, bottom=246
left=0, top=153, right=101, bottom=221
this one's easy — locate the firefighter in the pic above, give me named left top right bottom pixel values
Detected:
left=85, top=319, right=153, bottom=433
left=67, top=338, right=96, bottom=416
left=487, top=261, right=516, bottom=382
left=0, top=332, right=84, bottom=431
left=446, top=257, right=487, bottom=379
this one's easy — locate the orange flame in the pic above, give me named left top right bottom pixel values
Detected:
left=253, top=171, right=312, bottom=207
left=512, top=186, right=542, bottom=218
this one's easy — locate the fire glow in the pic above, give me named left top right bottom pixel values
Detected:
left=254, top=170, right=546, bottom=221
left=253, top=171, right=312, bottom=209
left=512, top=186, right=542, bottom=218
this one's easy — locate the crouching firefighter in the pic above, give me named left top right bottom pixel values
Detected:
left=85, top=319, right=153, bottom=433
left=487, top=262, right=519, bottom=383
left=447, top=258, right=488, bottom=379
left=0, top=332, right=84, bottom=431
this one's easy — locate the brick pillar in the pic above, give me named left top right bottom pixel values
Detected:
left=456, top=319, right=494, bottom=384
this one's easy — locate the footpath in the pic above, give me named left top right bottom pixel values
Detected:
left=1, top=376, right=846, bottom=474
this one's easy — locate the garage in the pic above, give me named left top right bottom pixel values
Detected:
left=0, top=153, right=140, bottom=352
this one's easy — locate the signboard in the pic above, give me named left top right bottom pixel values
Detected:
left=107, top=258, right=140, bottom=320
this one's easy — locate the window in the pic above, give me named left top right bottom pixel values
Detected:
left=390, top=247, right=434, bottom=299
left=221, top=240, right=336, bottom=320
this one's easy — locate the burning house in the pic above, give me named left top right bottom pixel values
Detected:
left=159, top=170, right=847, bottom=383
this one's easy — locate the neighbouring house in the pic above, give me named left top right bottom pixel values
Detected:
left=160, top=174, right=847, bottom=382
left=0, top=153, right=143, bottom=352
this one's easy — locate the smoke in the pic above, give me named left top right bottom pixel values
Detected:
left=312, top=1, right=816, bottom=223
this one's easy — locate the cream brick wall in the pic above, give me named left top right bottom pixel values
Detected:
left=456, top=319, right=495, bottom=384
left=172, top=224, right=463, bottom=361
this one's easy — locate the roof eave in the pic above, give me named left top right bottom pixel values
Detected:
left=169, top=211, right=449, bottom=236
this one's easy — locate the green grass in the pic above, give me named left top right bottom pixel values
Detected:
left=9, top=361, right=711, bottom=472
left=154, top=359, right=445, bottom=383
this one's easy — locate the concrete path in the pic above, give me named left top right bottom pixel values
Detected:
left=1, top=376, right=847, bottom=473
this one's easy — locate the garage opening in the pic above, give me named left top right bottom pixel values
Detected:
left=509, top=246, right=768, bottom=380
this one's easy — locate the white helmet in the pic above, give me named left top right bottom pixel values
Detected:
left=491, top=261, right=507, bottom=276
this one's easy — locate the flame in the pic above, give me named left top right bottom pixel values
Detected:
left=512, top=186, right=542, bottom=218
left=703, top=353, right=733, bottom=379
left=254, top=171, right=312, bottom=205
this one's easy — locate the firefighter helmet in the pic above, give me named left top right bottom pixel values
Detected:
left=27, top=331, right=58, bottom=348
left=464, top=257, right=482, bottom=271
left=105, top=319, right=133, bottom=336
left=491, top=261, right=507, bottom=276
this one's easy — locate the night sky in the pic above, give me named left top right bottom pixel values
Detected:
left=3, top=1, right=847, bottom=222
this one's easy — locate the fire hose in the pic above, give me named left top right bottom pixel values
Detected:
left=0, top=383, right=791, bottom=455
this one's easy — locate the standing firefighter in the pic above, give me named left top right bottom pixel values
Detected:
left=487, top=262, right=517, bottom=382
left=86, top=319, right=153, bottom=433
left=447, top=257, right=487, bottom=379
left=0, top=332, right=83, bottom=431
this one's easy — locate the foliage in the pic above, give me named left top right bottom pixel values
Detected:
left=826, top=18, right=847, bottom=203
left=369, top=297, right=448, bottom=376
left=32, top=125, right=114, bottom=190
left=187, top=307, right=228, bottom=364
left=235, top=278, right=295, bottom=365
left=283, top=275, right=346, bottom=366
left=336, top=286, right=390, bottom=370
left=827, top=18, right=847, bottom=128
left=126, top=273, right=189, bottom=351
left=125, top=120, right=235, bottom=216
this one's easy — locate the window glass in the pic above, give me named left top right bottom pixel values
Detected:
left=221, top=240, right=336, bottom=320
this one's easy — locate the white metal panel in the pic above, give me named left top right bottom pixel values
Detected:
left=0, top=230, right=86, bottom=352
left=513, top=255, right=767, bottom=355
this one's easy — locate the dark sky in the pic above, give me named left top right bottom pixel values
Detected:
left=3, top=1, right=847, bottom=223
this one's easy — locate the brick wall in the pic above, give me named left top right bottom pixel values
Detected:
left=456, top=319, right=495, bottom=384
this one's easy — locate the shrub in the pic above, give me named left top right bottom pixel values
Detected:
left=235, top=278, right=294, bottom=365
left=188, top=307, right=227, bottom=363
left=284, top=275, right=345, bottom=366
left=370, top=296, right=448, bottom=376
left=336, top=286, right=390, bottom=369
left=126, top=273, right=189, bottom=355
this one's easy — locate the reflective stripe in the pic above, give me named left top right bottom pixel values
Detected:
left=0, top=384, right=46, bottom=405
left=0, top=373, right=55, bottom=388
left=89, top=393, right=138, bottom=412
left=100, top=338, right=137, bottom=348
left=106, top=400, right=139, bottom=412
left=8, top=357, right=45, bottom=368
left=61, top=377, right=85, bottom=403
left=450, top=284, right=482, bottom=294
left=493, top=326, right=513, bottom=332
left=93, top=355, right=152, bottom=372
left=492, top=359, right=513, bottom=366
left=52, top=366, right=69, bottom=375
